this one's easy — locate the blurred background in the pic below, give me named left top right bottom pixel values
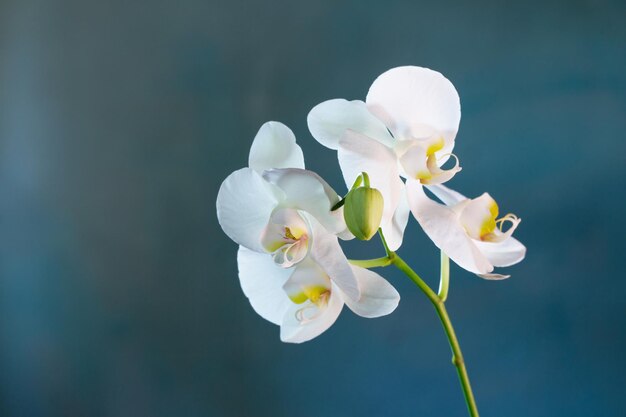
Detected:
left=1, top=0, right=625, bottom=416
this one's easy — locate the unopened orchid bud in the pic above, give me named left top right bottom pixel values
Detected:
left=344, top=185, right=384, bottom=241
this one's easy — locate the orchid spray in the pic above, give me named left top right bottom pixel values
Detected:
left=216, top=66, right=525, bottom=416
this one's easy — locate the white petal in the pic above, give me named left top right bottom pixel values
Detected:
left=262, top=168, right=345, bottom=235
left=343, top=266, right=400, bottom=318
left=338, top=130, right=404, bottom=248
left=237, top=246, right=293, bottom=325
left=426, top=183, right=467, bottom=206
left=307, top=99, right=394, bottom=150
left=383, top=187, right=410, bottom=251
left=474, top=237, right=526, bottom=268
left=280, top=282, right=344, bottom=343
left=216, top=168, right=282, bottom=252
left=406, top=179, right=493, bottom=275
left=248, top=122, right=304, bottom=172
left=308, top=216, right=360, bottom=301
left=366, top=66, right=461, bottom=143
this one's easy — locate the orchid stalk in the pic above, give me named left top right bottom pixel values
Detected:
left=216, top=66, right=526, bottom=416
left=352, top=230, right=479, bottom=416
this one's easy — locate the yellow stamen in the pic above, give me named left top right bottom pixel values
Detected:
left=284, top=227, right=296, bottom=240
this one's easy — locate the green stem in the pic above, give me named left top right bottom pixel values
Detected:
left=438, top=251, right=450, bottom=302
left=391, top=254, right=479, bottom=417
left=378, top=228, right=391, bottom=257
left=348, top=257, right=392, bottom=268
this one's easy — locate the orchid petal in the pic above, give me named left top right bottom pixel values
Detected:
left=474, top=237, right=526, bottom=268
left=262, top=168, right=345, bottom=235
left=406, top=179, right=493, bottom=275
left=308, top=216, right=360, bottom=301
left=248, top=121, right=304, bottom=172
left=426, top=183, right=466, bottom=205
left=216, top=168, right=282, bottom=252
left=338, top=130, right=405, bottom=250
left=385, top=188, right=411, bottom=251
left=307, top=99, right=394, bottom=150
left=366, top=66, right=461, bottom=144
left=343, top=266, right=400, bottom=318
left=280, top=282, right=344, bottom=343
left=237, top=246, right=293, bottom=325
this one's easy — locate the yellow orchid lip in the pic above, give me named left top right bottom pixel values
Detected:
left=288, top=285, right=331, bottom=305
left=457, top=193, right=521, bottom=243
left=397, top=136, right=462, bottom=185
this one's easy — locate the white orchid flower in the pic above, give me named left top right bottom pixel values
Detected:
left=238, top=215, right=400, bottom=343
left=307, top=66, right=462, bottom=251
left=216, top=121, right=401, bottom=342
left=217, top=121, right=361, bottom=300
left=406, top=182, right=526, bottom=279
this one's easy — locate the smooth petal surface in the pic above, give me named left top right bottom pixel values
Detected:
left=426, top=183, right=466, bottom=206
left=406, top=179, right=493, bottom=275
left=366, top=66, right=461, bottom=142
left=308, top=216, right=360, bottom=301
left=307, top=99, right=394, bottom=149
left=343, top=266, right=400, bottom=318
left=263, top=168, right=344, bottom=234
left=237, top=246, right=293, bottom=325
left=385, top=188, right=411, bottom=251
left=475, top=237, right=526, bottom=267
left=248, top=121, right=304, bottom=172
left=216, top=168, right=282, bottom=252
left=280, top=282, right=344, bottom=343
left=338, top=130, right=405, bottom=250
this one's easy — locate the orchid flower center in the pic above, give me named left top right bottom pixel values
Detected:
left=396, top=135, right=461, bottom=185
left=456, top=193, right=521, bottom=242
left=282, top=261, right=332, bottom=324
left=260, top=208, right=310, bottom=268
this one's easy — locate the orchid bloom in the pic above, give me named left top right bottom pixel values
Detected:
left=238, top=215, right=400, bottom=343
left=407, top=183, right=526, bottom=279
left=307, top=66, right=462, bottom=251
left=216, top=121, right=400, bottom=342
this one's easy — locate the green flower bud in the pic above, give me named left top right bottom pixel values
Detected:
left=344, top=186, right=384, bottom=241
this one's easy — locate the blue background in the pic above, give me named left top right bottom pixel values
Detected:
left=1, top=0, right=625, bottom=416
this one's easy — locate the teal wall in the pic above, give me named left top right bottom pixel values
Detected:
left=1, top=0, right=625, bottom=415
